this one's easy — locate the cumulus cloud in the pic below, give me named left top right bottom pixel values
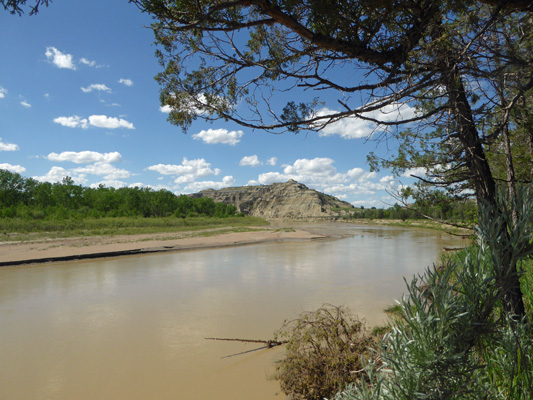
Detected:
left=118, top=78, right=133, bottom=87
left=45, top=47, right=76, bottom=70
left=80, top=57, right=96, bottom=67
left=89, top=180, right=128, bottom=188
left=317, top=103, right=417, bottom=139
left=266, top=157, right=277, bottom=166
left=184, top=176, right=235, bottom=192
left=34, top=166, right=75, bottom=183
left=47, top=151, right=122, bottom=164
left=88, top=115, right=135, bottom=129
left=0, top=138, right=19, bottom=151
left=254, top=172, right=287, bottom=185
left=147, top=158, right=220, bottom=184
left=20, top=100, right=31, bottom=108
left=401, top=167, right=427, bottom=178
left=35, top=161, right=131, bottom=184
left=0, top=86, right=7, bottom=98
left=239, top=155, right=261, bottom=167
left=0, top=163, right=26, bottom=174
left=159, top=104, right=172, bottom=113
left=160, top=92, right=230, bottom=116
left=192, top=128, right=244, bottom=145
left=283, top=157, right=338, bottom=178
left=74, top=163, right=131, bottom=180
left=53, top=115, right=89, bottom=129
left=53, top=114, right=135, bottom=130
left=81, top=83, right=111, bottom=93
left=379, top=175, right=395, bottom=185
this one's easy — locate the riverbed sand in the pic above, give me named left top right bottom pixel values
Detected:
left=0, top=227, right=329, bottom=266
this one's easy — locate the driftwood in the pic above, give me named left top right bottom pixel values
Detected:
left=205, top=337, right=287, bottom=348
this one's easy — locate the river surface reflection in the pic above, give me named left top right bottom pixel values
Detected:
left=0, top=224, right=467, bottom=400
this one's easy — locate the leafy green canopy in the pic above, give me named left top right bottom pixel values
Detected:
left=0, top=169, right=237, bottom=219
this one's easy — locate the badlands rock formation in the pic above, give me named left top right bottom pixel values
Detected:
left=190, top=179, right=354, bottom=219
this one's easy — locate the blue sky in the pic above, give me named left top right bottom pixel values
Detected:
left=0, top=0, right=422, bottom=207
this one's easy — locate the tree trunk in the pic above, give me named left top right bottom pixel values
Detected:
left=444, top=69, right=526, bottom=319
left=528, top=119, right=533, bottom=182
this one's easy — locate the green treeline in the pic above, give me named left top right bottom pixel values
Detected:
left=2, top=169, right=477, bottom=223
left=338, top=197, right=477, bottom=224
left=0, top=169, right=237, bottom=219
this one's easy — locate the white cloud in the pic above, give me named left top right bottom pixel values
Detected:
left=0, top=163, right=26, bottom=174
left=345, top=168, right=377, bottom=183
left=266, top=157, right=277, bottom=166
left=53, top=115, right=89, bottom=129
left=255, top=172, right=287, bottom=185
left=54, top=115, right=135, bottom=129
left=401, top=167, right=427, bottom=178
left=184, top=176, right=235, bottom=192
left=34, top=166, right=73, bottom=183
left=147, top=158, right=220, bottom=185
left=160, top=92, right=229, bottom=116
left=239, top=155, right=261, bottom=167
left=20, top=100, right=31, bottom=108
left=379, top=175, right=395, bottom=185
left=118, top=78, right=133, bottom=87
left=35, top=161, right=131, bottom=184
left=0, top=138, right=19, bottom=151
left=88, top=115, right=135, bottom=129
left=47, top=151, right=122, bottom=164
left=89, top=180, right=128, bottom=188
left=73, top=163, right=131, bottom=180
left=80, top=57, right=96, bottom=67
left=0, top=86, right=7, bottom=98
left=317, top=103, right=417, bottom=139
left=45, top=47, right=76, bottom=70
left=192, top=128, right=244, bottom=145
left=159, top=104, right=172, bottom=113
left=81, top=83, right=111, bottom=93
left=283, top=157, right=337, bottom=178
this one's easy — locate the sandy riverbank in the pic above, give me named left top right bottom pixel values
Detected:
left=0, top=227, right=331, bottom=266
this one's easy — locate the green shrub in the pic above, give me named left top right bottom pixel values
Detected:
left=333, top=188, right=533, bottom=400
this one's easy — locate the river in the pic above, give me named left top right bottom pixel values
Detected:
left=0, top=224, right=468, bottom=400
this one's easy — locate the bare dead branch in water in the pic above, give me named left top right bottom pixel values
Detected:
left=205, top=337, right=287, bottom=348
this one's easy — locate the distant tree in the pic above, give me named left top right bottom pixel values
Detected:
left=0, top=169, right=238, bottom=220
left=0, top=169, right=25, bottom=208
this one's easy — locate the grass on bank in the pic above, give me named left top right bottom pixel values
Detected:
left=0, top=216, right=269, bottom=242
left=344, top=217, right=473, bottom=237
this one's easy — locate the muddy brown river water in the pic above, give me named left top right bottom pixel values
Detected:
left=0, top=224, right=468, bottom=400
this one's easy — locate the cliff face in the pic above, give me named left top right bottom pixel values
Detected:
left=190, top=179, right=354, bottom=219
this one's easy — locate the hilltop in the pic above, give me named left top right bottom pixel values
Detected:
left=190, top=179, right=354, bottom=220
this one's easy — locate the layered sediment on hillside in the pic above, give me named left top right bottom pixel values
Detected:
left=190, top=179, right=354, bottom=219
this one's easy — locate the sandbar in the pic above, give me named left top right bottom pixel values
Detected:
left=0, top=227, right=330, bottom=267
